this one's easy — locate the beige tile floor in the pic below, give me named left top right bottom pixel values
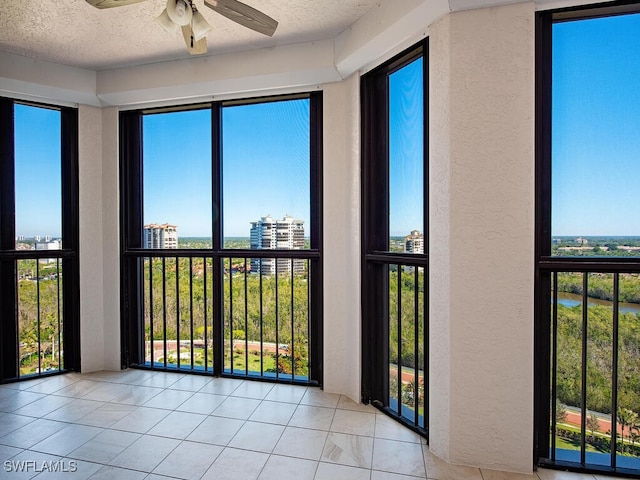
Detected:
left=0, top=370, right=602, bottom=479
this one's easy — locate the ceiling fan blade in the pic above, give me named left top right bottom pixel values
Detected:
left=86, top=0, right=148, bottom=9
left=204, top=0, right=278, bottom=37
left=181, top=26, right=208, bottom=55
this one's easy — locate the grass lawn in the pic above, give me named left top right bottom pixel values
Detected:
left=224, top=350, right=277, bottom=373
left=555, top=436, right=602, bottom=453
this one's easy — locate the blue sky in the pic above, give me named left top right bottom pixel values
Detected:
left=14, top=13, right=640, bottom=240
left=552, top=13, right=640, bottom=236
left=222, top=100, right=310, bottom=238
left=143, top=109, right=213, bottom=237
left=389, top=57, right=424, bottom=238
left=14, top=104, right=62, bottom=238
left=143, top=99, right=310, bottom=238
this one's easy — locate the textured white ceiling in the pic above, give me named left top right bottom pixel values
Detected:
left=0, top=0, right=381, bottom=70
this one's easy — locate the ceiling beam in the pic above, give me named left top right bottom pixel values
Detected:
left=0, top=52, right=99, bottom=107
left=96, top=40, right=341, bottom=107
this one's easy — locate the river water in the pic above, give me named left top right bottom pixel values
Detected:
left=556, top=292, right=640, bottom=315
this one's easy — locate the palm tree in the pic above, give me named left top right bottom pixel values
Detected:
left=631, top=420, right=640, bottom=454
left=617, top=408, right=638, bottom=454
left=630, top=431, right=640, bottom=454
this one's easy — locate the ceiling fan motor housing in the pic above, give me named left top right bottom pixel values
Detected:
left=167, top=0, right=192, bottom=26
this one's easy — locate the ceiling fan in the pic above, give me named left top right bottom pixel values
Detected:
left=86, top=0, right=278, bottom=55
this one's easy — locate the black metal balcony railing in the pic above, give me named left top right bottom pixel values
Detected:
left=546, top=270, right=640, bottom=473
left=143, top=256, right=214, bottom=372
left=137, top=250, right=315, bottom=383
left=387, top=262, right=427, bottom=431
left=223, top=257, right=310, bottom=381
left=16, top=257, right=64, bottom=377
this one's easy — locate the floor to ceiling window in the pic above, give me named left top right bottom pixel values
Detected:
left=0, top=98, right=80, bottom=382
left=535, top=2, right=640, bottom=475
left=120, top=94, right=323, bottom=385
left=361, top=41, right=428, bottom=436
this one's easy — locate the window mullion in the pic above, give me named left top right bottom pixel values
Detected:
left=0, top=98, right=17, bottom=380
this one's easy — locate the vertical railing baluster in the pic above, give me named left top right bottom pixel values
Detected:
left=15, top=261, right=20, bottom=375
left=149, top=258, right=154, bottom=367
left=176, top=257, right=181, bottom=369
left=275, top=259, right=279, bottom=380
left=291, top=259, right=295, bottom=380
left=36, top=260, right=41, bottom=375
left=580, top=272, right=588, bottom=465
left=611, top=273, right=620, bottom=468
left=230, top=258, right=234, bottom=373
left=414, top=265, right=419, bottom=426
left=162, top=257, right=167, bottom=368
left=204, top=257, right=208, bottom=372
left=244, top=258, right=248, bottom=375
left=397, top=265, right=402, bottom=416
left=424, top=264, right=430, bottom=429
left=189, top=257, right=194, bottom=370
left=551, top=271, right=558, bottom=461
left=307, top=259, right=311, bottom=381
left=259, top=258, right=264, bottom=376
left=56, top=258, right=62, bottom=370
left=14, top=261, right=19, bottom=376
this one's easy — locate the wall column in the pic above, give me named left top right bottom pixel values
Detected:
left=78, top=105, right=120, bottom=372
left=322, top=74, right=362, bottom=402
left=429, top=2, right=535, bottom=472
left=78, top=104, right=106, bottom=372
left=101, top=107, right=121, bottom=370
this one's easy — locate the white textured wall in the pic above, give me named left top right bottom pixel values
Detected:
left=78, top=105, right=106, bottom=372
left=322, top=74, right=361, bottom=402
left=428, top=12, right=453, bottom=460
left=101, top=107, right=121, bottom=370
left=429, top=2, right=535, bottom=472
left=78, top=106, right=120, bottom=372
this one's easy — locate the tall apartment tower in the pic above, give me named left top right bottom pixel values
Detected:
left=250, top=215, right=305, bottom=275
left=35, top=239, right=62, bottom=264
left=144, top=223, right=178, bottom=249
left=405, top=230, right=424, bottom=254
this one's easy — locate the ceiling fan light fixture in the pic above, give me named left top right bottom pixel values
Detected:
left=155, top=8, right=179, bottom=34
left=86, top=0, right=278, bottom=55
left=166, top=0, right=192, bottom=26
left=191, top=10, right=213, bottom=41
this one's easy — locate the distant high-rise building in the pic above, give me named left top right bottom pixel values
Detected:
left=144, top=223, right=178, bottom=249
left=250, top=215, right=305, bottom=275
left=405, top=230, right=424, bottom=254
left=35, top=239, right=61, bottom=264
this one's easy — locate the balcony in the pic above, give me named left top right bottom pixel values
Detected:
left=128, top=252, right=319, bottom=384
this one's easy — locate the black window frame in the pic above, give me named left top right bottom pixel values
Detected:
left=0, top=97, right=80, bottom=383
left=361, top=40, right=429, bottom=438
left=534, top=1, right=640, bottom=476
left=119, top=92, right=323, bottom=385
